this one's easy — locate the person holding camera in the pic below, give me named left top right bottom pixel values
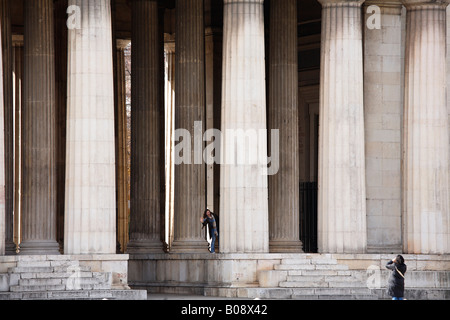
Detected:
left=386, top=255, right=407, bottom=300
left=200, top=208, right=219, bottom=253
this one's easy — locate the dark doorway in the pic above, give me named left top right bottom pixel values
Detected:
left=300, top=182, right=318, bottom=253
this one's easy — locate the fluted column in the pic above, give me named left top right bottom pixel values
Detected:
left=64, top=0, right=116, bottom=254
left=220, top=0, right=269, bottom=253
left=0, top=10, right=5, bottom=256
left=20, top=0, right=59, bottom=255
left=0, top=0, right=14, bottom=255
left=317, top=0, right=367, bottom=253
left=402, top=0, right=450, bottom=254
left=171, top=0, right=206, bottom=253
left=127, top=0, right=163, bottom=254
left=115, top=40, right=130, bottom=253
left=268, top=0, right=302, bottom=253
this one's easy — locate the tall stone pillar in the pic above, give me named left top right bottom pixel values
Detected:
left=317, top=0, right=367, bottom=253
left=20, top=0, right=59, bottom=255
left=115, top=39, right=130, bottom=253
left=0, top=0, right=14, bottom=255
left=402, top=0, right=450, bottom=254
left=171, top=0, right=206, bottom=253
left=127, top=0, right=163, bottom=254
left=64, top=0, right=116, bottom=254
left=0, top=10, right=5, bottom=256
left=220, top=0, right=269, bottom=253
left=268, top=0, right=302, bottom=253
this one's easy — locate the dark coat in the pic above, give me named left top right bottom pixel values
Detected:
left=202, top=212, right=219, bottom=238
left=386, top=260, right=407, bottom=298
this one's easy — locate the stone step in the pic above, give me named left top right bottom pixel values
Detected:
left=0, top=289, right=147, bottom=300
left=10, top=284, right=67, bottom=292
left=19, top=271, right=94, bottom=279
left=291, top=294, right=376, bottom=300
left=19, top=278, right=64, bottom=286
left=291, top=287, right=375, bottom=296
left=288, top=269, right=352, bottom=276
left=274, top=263, right=349, bottom=271
left=8, top=267, right=54, bottom=274
left=281, top=257, right=338, bottom=265
left=18, top=273, right=110, bottom=287
left=16, top=260, right=82, bottom=268
left=236, top=286, right=379, bottom=300
left=286, top=274, right=360, bottom=283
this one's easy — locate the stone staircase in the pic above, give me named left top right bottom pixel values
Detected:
left=0, top=256, right=147, bottom=300
left=254, top=255, right=379, bottom=300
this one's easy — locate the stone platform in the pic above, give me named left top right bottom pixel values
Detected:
left=129, top=253, right=450, bottom=300
left=0, top=254, right=147, bottom=300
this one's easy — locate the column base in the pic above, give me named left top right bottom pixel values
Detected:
left=170, top=239, right=209, bottom=254
left=269, top=240, right=304, bottom=253
left=4, top=240, right=18, bottom=255
left=126, top=239, right=165, bottom=254
left=18, top=240, right=61, bottom=255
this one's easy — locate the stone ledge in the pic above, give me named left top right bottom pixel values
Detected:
left=332, top=253, right=450, bottom=270
left=0, top=254, right=132, bottom=289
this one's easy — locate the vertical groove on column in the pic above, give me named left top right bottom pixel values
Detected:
left=128, top=0, right=162, bottom=253
left=403, top=2, right=450, bottom=254
left=65, top=0, right=116, bottom=254
left=220, top=0, right=268, bottom=253
left=172, top=0, right=206, bottom=252
left=318, top=0, right=366, bottom=254
left=20, top=0, right=59, bottom=254
left=268, top=0, right=302, bottom=253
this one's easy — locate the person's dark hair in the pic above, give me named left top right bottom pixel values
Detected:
left=203, top=208, right=210, bottom=218
left=396, top=255, right=404, bottom=264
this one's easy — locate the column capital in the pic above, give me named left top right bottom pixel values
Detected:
left=116, top=39, right=130, bottom=50
left=318, top=0, right=365, bottom=7
left=401, top=0, right=450, bottom=9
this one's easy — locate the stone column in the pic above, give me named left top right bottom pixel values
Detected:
left=127, top=0, right=163, bottom=254
left=64, top=0, right=116, bottom=254
left=317, top=0, right=367, bottom=253
left=171, top=0, right=206, bottom=253
left=20, top=0, right=59, bottom=255
left=0, top=10, right=4, bottom=256
left=268, top=0, right=302, bottom=253
left=402, top=0, right=450, bottom=254
left=115, top=39, right=130, bottom=253
left=0, top=0, right=14, bottom=255
left=220, top=0, right=269, bottom=253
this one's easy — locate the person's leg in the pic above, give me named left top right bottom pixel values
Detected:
left=211, top=231, right=216, bottom=253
